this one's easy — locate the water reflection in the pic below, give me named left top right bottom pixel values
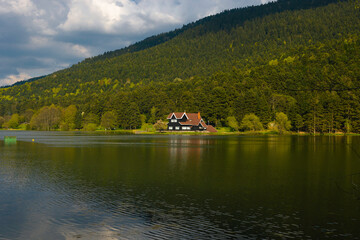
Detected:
left=0, top=134, right=360, bottom=239
left=168, top=137, right=212, bottom=169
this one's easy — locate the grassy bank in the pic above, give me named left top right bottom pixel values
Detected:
left=1, top=128, right=359, bottom=136
left=133, top=129, right=360, bottom=136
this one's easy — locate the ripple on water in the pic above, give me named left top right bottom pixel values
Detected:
left=1, top=134, right=360, bottom=239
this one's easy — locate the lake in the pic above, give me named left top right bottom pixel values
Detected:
left=0, top=131, right=360, bottom=239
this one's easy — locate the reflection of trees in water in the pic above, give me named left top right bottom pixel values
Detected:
left=2, top=136, right=360, bottom=238
left=336, top=136, right=360, bottom=200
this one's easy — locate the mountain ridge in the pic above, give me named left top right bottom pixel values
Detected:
left=81, top=0, right=344, bottom=64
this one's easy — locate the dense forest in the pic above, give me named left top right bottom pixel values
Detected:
left=1, top=0, right=360, bottom=133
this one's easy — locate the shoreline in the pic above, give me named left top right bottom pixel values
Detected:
left=1, top=129, right=359, bottom=136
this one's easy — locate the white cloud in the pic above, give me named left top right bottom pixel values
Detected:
left=0, top=0, right=37, bottom=15
left=27, top=36, right=92, bottom=58
left=59, top=0, right=259, bottom=35
left=1, top=72, right=31, bottom=86
left=261, top=0, right=275, bottom=4
left=70, top=44, right=93, bottom=57
left=59, top=0, right=174, bottom=34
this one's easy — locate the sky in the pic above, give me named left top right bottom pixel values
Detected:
left=0, top=0, right=271, bottom=86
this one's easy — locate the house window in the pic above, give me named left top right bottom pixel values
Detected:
left=175, top=126, right=180, bottom=130
left=182, top=126, right=190, bottom=130
left=171, top=119, right=177, bottom=123
left=169, top=126, right=173, bottom=130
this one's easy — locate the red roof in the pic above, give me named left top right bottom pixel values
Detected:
left=167, top=112, right=187, bottom=119
left=206, top=125, right=217, bottom=133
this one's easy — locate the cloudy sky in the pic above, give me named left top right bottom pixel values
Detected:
left=0, top=0, right=270, bottom=86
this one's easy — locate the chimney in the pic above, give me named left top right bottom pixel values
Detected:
left=198, top=112, right=201, bottom=120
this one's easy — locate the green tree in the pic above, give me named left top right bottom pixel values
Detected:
left=0, top=116, right=4, bottom=128
left=149, top=106, right=158, bottom=124
left=344, top=119, right=352, bottom=134
left=140, top=114, right=147, bottom=125
left=226, top=116, right=239, bottom=131
left=74, top=108, right=82, bottom=129
left=119, top=102, right=141, bottom=129
left=23, top=109, right=34, bottom=123
left=294, top=114, right=304, bottom=133
left=83, top=123, right=98, bottom=131
left=276, top=112, right=292, bottom=134
left=153, top=120, right=168, bottom=132
left=83, top=113, right=99, bottom=126
left=128, top=103, right=142, bottom=129
left=207, top=86, right=229, bottom=126
left=101, top=111, right=117, bottom=130
left=269, top=94, right=296, bottom=117
left=30, top=105, right=62, bottom=130
left=60, top=105, right=77, bottom=131
left=5, top=114, right=20, bottom=129
left=240, top=113, right=263, bottom=131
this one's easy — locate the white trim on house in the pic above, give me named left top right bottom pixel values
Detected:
left=167, top=112, right=189, bottom=120
left=167, top=113, right=176, bottom=119
left=181, top=112, right=189, bottom=120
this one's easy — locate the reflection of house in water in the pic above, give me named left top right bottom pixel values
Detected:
left=168, top=137, right=211, bottom=167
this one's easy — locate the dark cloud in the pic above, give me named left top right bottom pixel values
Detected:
left=0, top=15, right=29, bottom=44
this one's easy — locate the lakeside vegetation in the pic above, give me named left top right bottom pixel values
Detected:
left=0, top=105, right=357, bottom=136
left=1, top=0, right=360, bottom=134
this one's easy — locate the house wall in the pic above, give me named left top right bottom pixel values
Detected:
left=192, top=124, right=205, bottom=131
left=168, top=115, right=182, bottom=130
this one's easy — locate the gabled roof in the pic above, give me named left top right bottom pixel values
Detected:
left=167, top=112, right=188, bottom=119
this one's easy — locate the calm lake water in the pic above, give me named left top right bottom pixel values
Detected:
left=1, top=131, right=360, bottom=239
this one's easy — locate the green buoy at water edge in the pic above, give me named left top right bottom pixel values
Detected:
left=4, top=136, right=17, bottom=144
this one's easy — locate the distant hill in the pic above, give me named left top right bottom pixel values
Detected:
left=1, top=0, right=360, bottom=133
left=0, top=75, right=47, bottom=88
left=85, top=0, right=344, bottom=63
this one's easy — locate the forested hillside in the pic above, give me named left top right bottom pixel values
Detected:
left=1, top=0, right=360, bottom=133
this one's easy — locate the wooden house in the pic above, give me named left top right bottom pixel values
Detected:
left=167, top=112, right=217, bottom=132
